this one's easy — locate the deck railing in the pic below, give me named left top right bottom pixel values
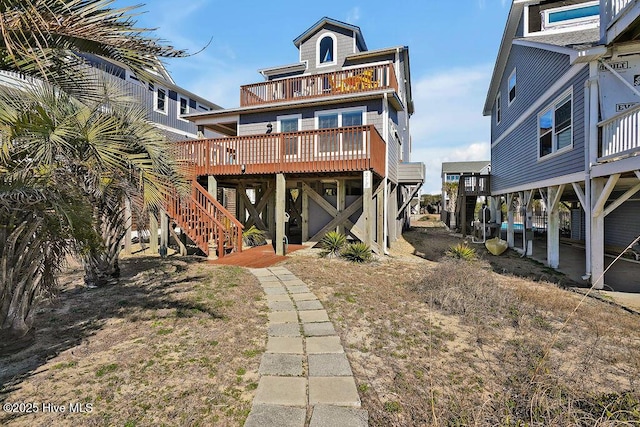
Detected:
left=603, top=0, right=635, bottom=30
left=175, top=125, right=386, bottom=177
left=458, top=175, right=491, bottom=196
left=240, top=64, right=398, bottom=107
left=598, top=103, right=640, bottom=160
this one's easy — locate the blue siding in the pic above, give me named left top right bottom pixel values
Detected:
left=605, top=200, right=640, bottom=248
left=491, top=44, right=588, bottom=193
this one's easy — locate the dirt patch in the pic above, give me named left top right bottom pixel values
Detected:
left=283, top=224, right=640, bottom=426
left=0, top=256, right=265, bottom=427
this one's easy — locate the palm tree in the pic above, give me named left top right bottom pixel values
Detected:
left=0, top=0, right=191, bottom=350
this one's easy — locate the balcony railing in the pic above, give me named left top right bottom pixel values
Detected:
left=603, top=0, right=635, bottom=29
left=459, top=175, right=491, bottom=196
left=598, top=103, right=640, bottom=160
left=240, top=64, right=398, bottom=107
left=175, top=125, right=386, bottom=177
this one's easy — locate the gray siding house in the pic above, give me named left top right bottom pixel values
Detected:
left=177, top=17, right=425, bottom=256
left=484, top=0, right=640, bottom=290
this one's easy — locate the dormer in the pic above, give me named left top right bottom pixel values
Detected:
left=293, top=17, right=368, bottom=73
left=523, top=0, right=599, bottom=37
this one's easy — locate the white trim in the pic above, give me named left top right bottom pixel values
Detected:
left=492, top=63, right=587, bottom=148
left=537, top=88, right=574, bottom=161
left=178, top=96, right=190, bottom=122
left=542, top=1, right=599, bottom=30
left=316, top=32, right=337, bottom=68
left=508, top=68, right=517, bottom=106
left=493, top=172, right=585, bottom=195
left=277, top=113, right=302, bottom=159
left=153, top=85, right=168, bottom=115
left=523, top=4, right=530, bottom=36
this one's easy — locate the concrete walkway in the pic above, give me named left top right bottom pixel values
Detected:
left=245, top=267, right=368, bottom=427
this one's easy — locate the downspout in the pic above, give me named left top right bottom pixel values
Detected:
left=383, top=92, right=390, bottom=254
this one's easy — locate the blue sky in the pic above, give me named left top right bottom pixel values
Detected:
left=114, top=0, right=511, bottom=194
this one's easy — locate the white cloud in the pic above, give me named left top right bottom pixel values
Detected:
left=347, top=7, right=361, bottom=23
left=410, top=64, right=493, bottom=194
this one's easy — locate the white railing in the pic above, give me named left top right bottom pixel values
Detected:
left=598, top=103, right=640, bottom=160
left=603, top=0, right=635, bottom=29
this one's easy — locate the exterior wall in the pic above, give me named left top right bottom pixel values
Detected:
left=299, top=23, right=357, bottom=74
left=237, top=99, right=384, bottom=136
left=491, top=47, right=588, bottom=193
left=605, top=200, right=640, bottom=248
left=387, top=127, right=400, bottom=184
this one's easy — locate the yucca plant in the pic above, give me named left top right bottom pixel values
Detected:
left=446, top=242, right=477, bottom=260
left=320, top=231, right=347, bottom=258
left=242, top=225, right=267, bottom=247
left=341, top=242, right=373, bottom=263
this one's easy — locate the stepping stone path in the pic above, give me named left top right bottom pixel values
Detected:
left=245, top=267, right=368, bottom=427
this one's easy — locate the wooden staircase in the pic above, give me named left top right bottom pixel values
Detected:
left=166, top=181, right=243, bottom=258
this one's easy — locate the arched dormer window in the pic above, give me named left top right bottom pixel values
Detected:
left=316, top=33, right=336, bottom=67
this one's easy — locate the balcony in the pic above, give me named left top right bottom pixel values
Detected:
left=458, top=175, right=491, bottom=197
left=175, top=125, right=386, bottom=178
left=240, top=64, right=398, bottom=107
left=598, top=103, right=640, bottom=161
left=602, top=0, right=640, bottom=44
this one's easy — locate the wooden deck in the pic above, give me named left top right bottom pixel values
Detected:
left=175, top=125, right=386, bottom=178
left=240, top=64, right=398, bottom=107
left=208, top=244, right=306, bottom=268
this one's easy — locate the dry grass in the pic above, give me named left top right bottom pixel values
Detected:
left=0, top=257, right=266, bottom=427
left=283, top=226, right=640, bottom=426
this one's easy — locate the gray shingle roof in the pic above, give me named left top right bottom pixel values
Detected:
left=442, top=161, right=490, bottom=174
left=517, top=27, right=600, bottom=49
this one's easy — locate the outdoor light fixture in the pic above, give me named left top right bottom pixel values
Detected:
left=241, top=164, right=246, bottom=173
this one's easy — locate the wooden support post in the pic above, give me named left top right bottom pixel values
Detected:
left=507, top=193, right=515, bottom=248
left=591, top=178, right=606, bottom=289
left=377, top=186, right=384, bottom=246
left=524, top=190, right=533, bottom=256
left=275, top=174, right=286, bottom=256
left=547, top=185, right=561, bottom=269
left=461, top=194, right=467, bottom=238
left=302, top=188, right=309, bottom=243
left=123, top=197, right=132, bottom=255
left=207, top=176, right=217, bottom=201
left=160, top=210, right=169, bottom=249
left=149, top=213, right=159, bottom=255
left=267, top=183, right=276, bottom=239
left=337, top=179, right=346, bottom=235
left=363, top=171, right=373, bottom=247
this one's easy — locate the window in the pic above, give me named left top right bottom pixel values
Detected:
left=508, top=69, right=516, bottom=105
left=317, top=33, right=336, bottom=67
left=543, top=1, right=599, bottom=30
left=178, top=97, right=189, bottom=119
left=446, top=174, right=460, bottom=183
left=277, top=114, right=301, bottom=157
left=154, top=86, right=167, bottom=114
left=315, top=108, right=365, bottom=153
left=496, top=92, right=502, bottom=125
left=539, top=91, right=572, bottom=158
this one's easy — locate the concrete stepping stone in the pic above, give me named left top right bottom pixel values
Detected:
left=308, top=353, right=353, bottom=376
left=306, top=336, right=344, bottom=353
left=268, top=311, right=298, bottom=323
left=286, top=285, right=311, bottom=294
left=265, top=294, right=291, bottom=302
left=296, top=300, right=324, bottom=311
left=264, top=287, right=288, bottom=295
left=261, top=281, right=285, bottom=288
left=268, top=323, right=301, bottom=337
left=266, top=336, right=304, bottom=354
left=268, top=300, right=296, bottom=311
left=303, top=322, right=336, bottom=337
left=309, top=377, right=361, bottom=407
left=291, top=292, right=317, bottom=301
left=254, top=376, right=307, bottom=407
left=309, top=405, right=369, bottom=427
left=259, top=354, right=304, bottom=376
left=299, top=309, right=330, bottom=323
left=245, top=404, right=306, bottom=427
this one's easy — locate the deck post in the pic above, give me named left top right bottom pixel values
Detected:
left=302, top=188, right=309, bottom=243
left=275, top=173, right=286, bottom=256
left=149, top=212, right=159, bottom=255
left=337, top=179, right=346, bottom=235
left=547, top=186, right=560, bottom=268
left=363, top=171, right=373, bottom=247
left=123, top=197, right=132, bottom=255
left=377, top=184, right=384, bottom=247
left=591, top=177, right=607, bottom=289
left=507, top=193, right=515, bottom=248
left=160, top=210, right=169, bottom=249
left=207, top=176, right=218, bottom=201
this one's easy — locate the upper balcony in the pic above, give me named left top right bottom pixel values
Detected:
left=602, top=0, right=640, bottom=44
left=239, top=64, right=398, bottom=107
left=598, top=103, right=640, bottom=162
left=175, top=125, right=386, bottom=178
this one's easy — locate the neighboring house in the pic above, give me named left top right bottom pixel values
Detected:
left=174, top=17, right=425, bottom=257
left=440, top=160, right=491, bottom=220
left=484, top=0, right=640, bottom=289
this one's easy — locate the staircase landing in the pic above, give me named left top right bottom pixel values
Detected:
left=208, top=244, right=306, bottom=268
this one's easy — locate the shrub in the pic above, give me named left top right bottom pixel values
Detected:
left=242, top=225, right=267, bottom=247
left=446, top=242, right=477, bottom=260
left=341, top=242, right=372, bottom=263
left=320, top=231, right=347, bottom=258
